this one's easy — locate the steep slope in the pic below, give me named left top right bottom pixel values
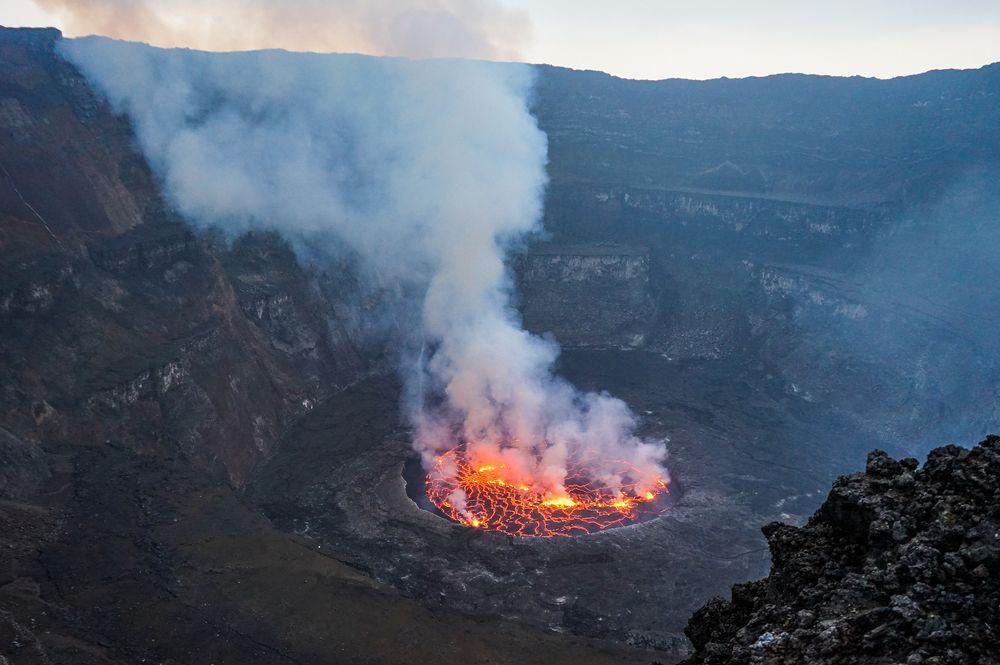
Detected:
left=682, top=436, right=1000, bottom=664
left=0, top=26, right=367, bottom=486
left=532, top=63, right=1000, bottom=456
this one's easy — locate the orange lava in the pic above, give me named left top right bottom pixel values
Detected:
left=426, top=444, right=669, bottom=538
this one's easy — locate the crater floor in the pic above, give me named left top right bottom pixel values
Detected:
left=247, top=350, right=880, bottom=661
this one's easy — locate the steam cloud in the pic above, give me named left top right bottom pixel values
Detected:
left=36, top=0, right=530, bottom=60
left=60, top=36, right=667, bottom=500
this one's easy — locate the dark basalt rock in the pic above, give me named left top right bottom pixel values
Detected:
left=681, top=435, right=1000, bottom=665
left=0, top=426, right=48, bottom=499
left=514, top=244, right=656, bottom=349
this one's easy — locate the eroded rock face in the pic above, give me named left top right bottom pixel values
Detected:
left=0, top=427, right=48, bottom=499
left=515, top=244, right=655, bottom=348
left=682, top=436, right=1000, bottom=665
left=0, top=28, right=373, bottom=486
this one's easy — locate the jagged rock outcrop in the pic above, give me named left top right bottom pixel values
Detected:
left=682, top=436, right=1000, bottom=665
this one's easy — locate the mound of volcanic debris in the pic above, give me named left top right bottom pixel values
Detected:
left=682, top=435, right=1000, bottom=665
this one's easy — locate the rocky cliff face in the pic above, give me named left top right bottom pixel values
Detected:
left=0, top=27, right=372, bottom=486
left=535, top=63, right=1000, bottom=205
left=682, top=436, right=1000, bottom=665
left=515, top=244, right=655, bottom=348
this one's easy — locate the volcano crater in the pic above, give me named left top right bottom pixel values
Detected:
left=246, top=368, right=766, bottom=658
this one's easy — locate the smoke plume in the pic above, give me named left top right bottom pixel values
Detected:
left=60, top=36, right=667, bottom=500
left=36, top=0, right=530, bottom=60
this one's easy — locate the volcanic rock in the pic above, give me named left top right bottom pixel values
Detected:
left=681, top=436, right=1000, bottom=664
left=515, top=243, right=656, bottom=349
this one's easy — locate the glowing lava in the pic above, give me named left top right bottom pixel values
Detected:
left=426, top=444, right=669, bottom=537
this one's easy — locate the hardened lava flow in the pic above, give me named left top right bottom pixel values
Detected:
left=426, top=443, right=670, bottom=537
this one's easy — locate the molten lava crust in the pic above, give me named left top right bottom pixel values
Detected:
left=427, top=444, right=669, bottom=537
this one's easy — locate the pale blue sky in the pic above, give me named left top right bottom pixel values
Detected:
left=3, top=0, right=999, bottom=79
left=502, top=0, right=1000, bottom=79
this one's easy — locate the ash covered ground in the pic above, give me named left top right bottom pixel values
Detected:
left=1, top=26, right=999, bottom=665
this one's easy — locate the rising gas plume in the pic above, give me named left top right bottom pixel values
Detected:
left=36, top=0, right=529, bottom=60
left=61, top=33, right=668, bottom=533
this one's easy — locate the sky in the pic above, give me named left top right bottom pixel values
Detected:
left=2, top=0, right=999, bottom=80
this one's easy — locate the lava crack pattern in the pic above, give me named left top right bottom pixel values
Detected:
left=426, top=444, right=669, bottom=537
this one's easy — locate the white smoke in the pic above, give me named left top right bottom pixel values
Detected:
left=35, top=0, right=529, bottom=60
left=60, top=36, right=668, bottom=497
